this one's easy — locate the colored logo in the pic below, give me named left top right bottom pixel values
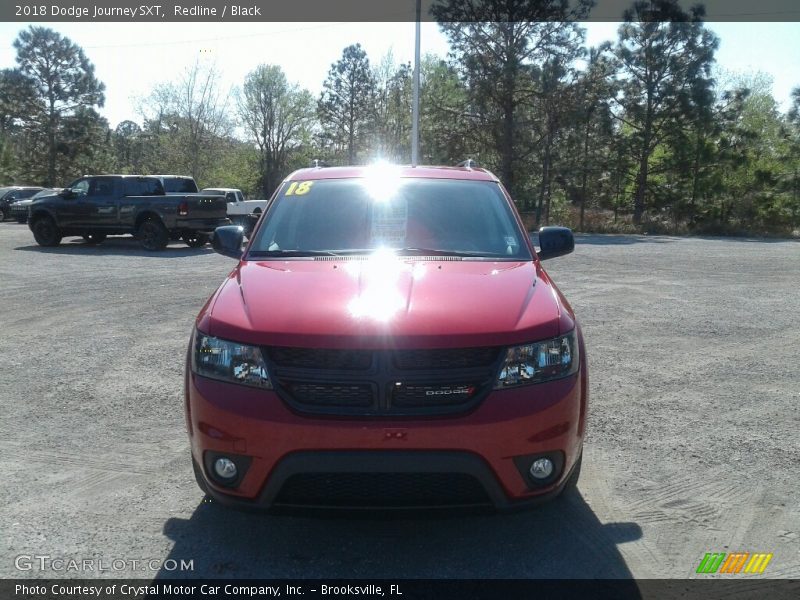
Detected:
left=696, top=552, right=773, bottom=574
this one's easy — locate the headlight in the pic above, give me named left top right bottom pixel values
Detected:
left=191, top=331, right=272, bottom=389
left=494, top=330, right=579, bottom=388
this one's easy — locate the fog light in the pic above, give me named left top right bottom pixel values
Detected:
left=213, top=457, right=237, bottom=479
left=529, top=458, right=554, bottom=480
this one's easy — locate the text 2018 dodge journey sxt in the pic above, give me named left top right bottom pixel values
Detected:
left=185, top=164, right=587, bottom=510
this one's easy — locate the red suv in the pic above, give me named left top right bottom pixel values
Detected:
left=185, top=164, right=587, bottom=510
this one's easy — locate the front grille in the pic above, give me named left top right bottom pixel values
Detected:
left=274, top=472, right=492, bottom=508
left=391, top=383, right=481, bottom=407
left=267, top=347, right=372, bottom=370
left=393, top=347, right=501, bottom=370
left=288, top=383, right=373, bottom=407
left=268, top=346, right=502, bottom=416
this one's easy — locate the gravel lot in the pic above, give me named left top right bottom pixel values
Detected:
left=0, top=222, right=798, bottom=581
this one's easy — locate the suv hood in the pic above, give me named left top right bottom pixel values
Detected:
left=204, top=258, right=570, bottom=349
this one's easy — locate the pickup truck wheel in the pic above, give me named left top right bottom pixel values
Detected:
left=183, top=232, right=210, bottom=248
left=31, top=216, right=62, bottom=247
left=0, top=207, right=9, bottom=221
left=138, top=219, right=169, bottom=251
left=82, top=233, right=107, bottom=245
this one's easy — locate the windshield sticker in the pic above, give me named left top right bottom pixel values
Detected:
left=370, top=199, right=408, bottom=246
left=284, top=181, right=313, bottom=196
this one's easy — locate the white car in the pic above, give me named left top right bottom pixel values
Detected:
left=200, top=188, right=268, bottom=228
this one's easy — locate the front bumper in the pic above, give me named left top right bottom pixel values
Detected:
left=8, top=204, right=28, bottom=221
left=9, top=205, right=28, bottom=220
left=186, top=368, right=587, bottom=510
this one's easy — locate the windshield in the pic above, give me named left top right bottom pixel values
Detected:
left=32, top=189, right=57, bottom=200
left=248, top=178, right=530, bottom=260
left=14, top=189, right=41, bottom=199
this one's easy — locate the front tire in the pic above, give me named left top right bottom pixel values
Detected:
left=82, top=233, right=107, bottom=245
left=183, top=232, right=210, bottom=248
left=32, top=216, right=62, bottom=247
left=138, top=219, right=169, bottom=251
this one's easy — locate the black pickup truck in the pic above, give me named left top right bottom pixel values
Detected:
left=28, top=175, right=230, bottom=250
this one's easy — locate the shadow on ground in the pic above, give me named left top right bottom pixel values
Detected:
left=154, top=491, right=642, bottom=582
left=15, top=236, right=214, bottom=258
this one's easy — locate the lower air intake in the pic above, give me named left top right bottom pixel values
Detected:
left=274, top=472, right=492, bottom=508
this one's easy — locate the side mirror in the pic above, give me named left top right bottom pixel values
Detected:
left=59, top=188, right=76, bottom=199
left=212, top=226, right=244, bottom=259
left=536, top=226, right=574, bottom=261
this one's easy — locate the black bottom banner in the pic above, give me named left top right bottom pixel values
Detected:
left=2, top=579, right=799, bottom=600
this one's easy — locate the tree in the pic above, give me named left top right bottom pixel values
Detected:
left=556, top=44, right=618, bottom=229
left=204, top=139, right=261, bottom=196
left=614, top=0, right=718, bottom=224
left=318, top=44, right=376, bottom=164
left=786, top=87, right=800, bottom=226
left=111, top=120, right=144, bottom=173
left=13, top=26, right=106, bottom=186
left=140, top=62, right=232, bottom=183
left=788, top=87, right=800, bottom=124
left=0, top=68, right=37, bottom=136
left=372, top=52, right=413, bottom=162
left=419, top=56, right=471, bottom=165
left=432, top=0, right=592, bottom=201
left=238, top=65, right=314, bottom=197
left=0, top=68, right=37, bottom=182
left=717, top=75, right=793, bottom=231
left=532, top=54, right=584, bottom=223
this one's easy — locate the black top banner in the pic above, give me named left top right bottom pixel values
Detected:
left=1, top=0, right=800, bottom=22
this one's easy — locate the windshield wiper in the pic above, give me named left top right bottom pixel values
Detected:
left=395, top=247, right=492, bottom=257
left=249, top=248, right=507, bottom=258
left=248, top=249, right=340, bottom=257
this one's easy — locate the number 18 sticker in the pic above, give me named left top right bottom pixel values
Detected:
left=285, top=181, right=313, bottom=196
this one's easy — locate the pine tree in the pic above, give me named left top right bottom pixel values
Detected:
left=432, top=0, right=592, bottom=201
left=13, top=26, right=106, bottom=185
left=614, top=0, right=718, bottom=224
left=317, top=44, right=376, bottom=165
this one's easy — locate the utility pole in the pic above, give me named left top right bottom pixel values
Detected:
left=411, top=0, right=421, bottom=166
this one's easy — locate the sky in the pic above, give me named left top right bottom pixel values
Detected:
left=0, top=20, right=798, bottom=129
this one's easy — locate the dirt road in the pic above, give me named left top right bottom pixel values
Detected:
left=1, top=223, right=797, bottom=580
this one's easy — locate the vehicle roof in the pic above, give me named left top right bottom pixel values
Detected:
left=0, top=186, right=43, bottom=191
left=285, top=165, right=499, bottom=182
left=78, top=174, right=161, bottom=179
left=150, top=175, right=195, bottom=179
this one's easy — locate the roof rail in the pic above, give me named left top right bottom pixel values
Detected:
left=457, top=159, right=477, bottom=169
